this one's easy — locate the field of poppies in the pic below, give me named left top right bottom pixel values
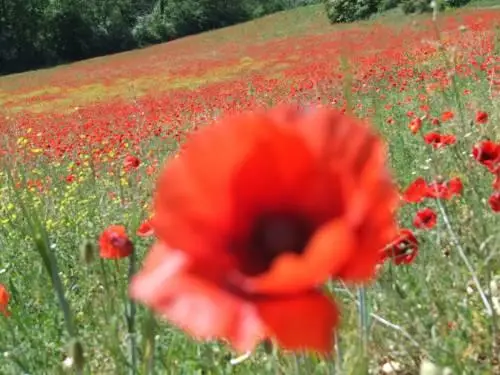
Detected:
left=1, top=4, right=500, bottom=375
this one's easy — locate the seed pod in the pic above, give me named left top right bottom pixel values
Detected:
left=80, top=240, right=95, bottom=265
left=68, top=338, right=85, bottom=371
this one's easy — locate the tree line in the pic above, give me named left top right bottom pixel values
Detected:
left=323, top=0, right=472, bottom=24
left=0, top=0, right=318, bottom=75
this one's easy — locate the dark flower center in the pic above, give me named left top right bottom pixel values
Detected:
left=110, top=234, right=132, bottom=252
left=482, top=150, right=498, bottom=161
left=243, top=213, right=313, bottom=276
left=421, top=214, right=432, bottom=223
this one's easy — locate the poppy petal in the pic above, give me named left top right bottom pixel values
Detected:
left=245, top=219, right=354, bottom=293
left=130, top=244, right=264, bottom=353
left=257, top=291, right=338, bottom=353
left=154, top=114, right=294, bottom=264
left=402, top=177, right=428, bottom=203
left=129, top=244, right=191, bottom=302
left=231, top=124, right=318, bottom=218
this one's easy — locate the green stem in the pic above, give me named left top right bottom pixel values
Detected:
left=126, top=249, right=137, bottom=374
left=357, top=286, right=369, bottom=355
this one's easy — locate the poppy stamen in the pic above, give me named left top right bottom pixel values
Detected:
left=249, top=213, right=313, bottom=275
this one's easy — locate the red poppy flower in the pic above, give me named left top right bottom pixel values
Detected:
left=130, top=105, right=399, bottom=354
left=447, top=177, right=463, bottom=196
left=413, top=208, right=437, bottom=229
left=402, top=177, right=428, bottom=203
left=441, top=111, right=454, bottom=122
left=493, top=172, right=500, bottom=191
left=380, top=229, right=418, bottom=265
left=409, top=117, right=422, bottom=134
left=472, top=141, right=500, bottom=173
left=99, top=225, right=134, bottom=259
left=427, top=181, right=448, bottom=199
left=0, top=284, right=10, bottom=317
left=137, top=219, right=155, bottom=237
left=124, top=155, right=141, bottom=171
left=426, top=177, right=462, bottom=200
left=423, top=132, right=456, bottom=149
left=488, top=192, right=500, bottom=212
left=475, top=111, right=488, bottom=124
left=431, top=118, right=440, bottom=126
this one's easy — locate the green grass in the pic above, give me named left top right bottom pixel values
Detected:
left=1, top=4, right=500, bottom=375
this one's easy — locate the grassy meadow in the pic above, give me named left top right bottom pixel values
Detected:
left=1, top=4, right=500, bottom=375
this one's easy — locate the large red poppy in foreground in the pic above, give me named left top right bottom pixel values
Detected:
left=130, top=105, right=398, bottom=353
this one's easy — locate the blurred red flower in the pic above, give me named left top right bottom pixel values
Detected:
left=403, top=177, right=428, bottom=203
left=475, top=111, right=488, bottom=124
left=124, top=155, right=141, bottom=171
left=99, top=225, right=134, bottom=259
left=447, top=177, right=463, bottom=196
left=472, top=140, right=500, bottom=173
left=423, top=132, right=456, bottom=149
left=428, top=177, right=463, bottom=199
left=413, top=208, right=437, bottom=229
left=431, top=118, right=441, bottom=126
left=130, top=105, right=399, bottom=354
left=488, top=192, right=500, bottom=212
left=380, top=229, right=418, bottom=265
left=0, top=284, right=10, bottom=317
left=137, top=219, right=155, bottom=237
left=403, top=177, right=462, bottom=202
left=409, top=117, right=423, bottom=134
left=493, top=172, right=500, bottom=191
left=441, top=111, right=454, bottom=122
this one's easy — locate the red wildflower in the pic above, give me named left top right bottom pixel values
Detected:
left=130, top=105, right=399, bottom=354
left=423, top=132, right=457, bottom=149
left=447, top=177, right=463, bottom=196
left=472, top=141, right=500, bottom=172
left=475, top=111, right=488, bottom=124
left=431, top=118, right=440, bottom=126
left=0, top=284, right=10, bottom=317
left=404, top=177, right=462, bottom=202
left=380, top=229, right=418, bottom=265
left=137, top=219, right=155, bottom=237
left=488, top=192, right=500, bottom=212
left=402, top=177, right=428, bottom=203
left=99, top=225, right=134, bottom=259
left=427, top=178, right=463, bottom=199
left=124, top=155, right=141, bottom=171
left=409, top=117, right=423, bottom=134
left=493, top=172, right=500, bottom=191
left=66, top=174, right=76, bottom=183
left=441, top=111, right=454, bottom=122
left=413, top=208, right=437, bottom=229
left=427, top=181, right=448, bottom=198
left=146, top=165, right=155, bottom=176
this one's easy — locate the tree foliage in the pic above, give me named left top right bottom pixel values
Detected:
left=0, top=0, right=319, bottom=75
left=323, top=0, right=472, bottom=24
left=323, top=0, right=379, bottom=23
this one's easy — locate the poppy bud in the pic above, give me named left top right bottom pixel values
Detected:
left=80, top=240, right=95, bottom=265
left=262, top=338, right=274, bottom=354
left=68, top=338, right=85, bottom=372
